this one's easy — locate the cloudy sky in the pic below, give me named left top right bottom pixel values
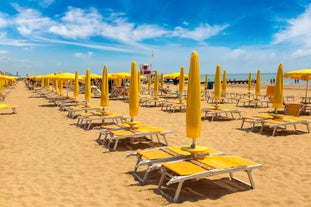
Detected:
left=1, top=0, right=311, bottom=76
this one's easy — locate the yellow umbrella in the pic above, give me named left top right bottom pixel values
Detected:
left=178, top=66, right=185, bottom=96
left=74, top=70, right=79, bottom=101
left=222, top=69, right=227, bottom=94
left=160, top=73, right=164, bottom=89
left=147, top=73, right=151, bottom=90
left=85, top=68, right=91, bottom=101
left=129, top=61, right=139, bottom=121
left=204, top=73, right=208, bottom=89
left=54, top=76, right=58, bottom=93
left=137, top=71, right=141, bottom=92
left=100, top=66, right=109, bottom=108
left=186, top=51, right=201, bottom=148
left=154, top=70, right=159, bottom=96
left=58, top=78, right=63, bottom=95
left=284, top=69, right=311, bottom=100
left=248, top=72, right=252, bottom=92
left=255, top=69, right=261, bottom=97
left=214, top=64, right=221, bottom=101
left=273, top=64, right=284, bottom=110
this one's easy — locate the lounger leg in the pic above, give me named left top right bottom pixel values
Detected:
left=173, top=181, right=184, bottom=202
left=240, top=119, right=246, bottom=129
left=272, top=127, right=277, bottom=136
left=229, top=170, right=255, bottom=189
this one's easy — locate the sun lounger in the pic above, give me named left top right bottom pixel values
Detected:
left=97, top=123, right=172, bottom=151
left=201, top=107, right=242, bottom=121
left=139, top=97, right=167, bottom=107
left=127, top=146, right=224, bottom=185
left=158, top=155, right=262, bottom=202
left=64, top=105, right=102, bottom=118
left=259, top=116, right=311, bottom=136
left=76, top=111, right=130, bottom=130
left=161, top=99, right=187, bottom=112
left=0, top=103, right=19, bottom=114
left=240, top=113, right=273, bottom=131
left=236, top=98, right=270, bottom=108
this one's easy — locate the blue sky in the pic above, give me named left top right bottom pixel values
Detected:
left=1, top=0, right=311, bottom=77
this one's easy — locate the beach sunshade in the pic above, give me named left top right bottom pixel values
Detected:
left=248, top=72, right=252, bottom=92
left=160, top=73, right=164, bottom=89
left=204, top=73, right=208, bottom=89
left=154, top=70, right=159, bottom=96
left=137, top=71, right=141, bottom=91
left=222, top=70, right=227, bottom=94
left=147, top=73, right=151, bottom=90
left=178, top=66, right=185, bottom=96
left=273, top=64, right=284, bottom=109
left=129, top=61, right=139, bottom=121
left=58, top=77, right=63, bottom=95
left=85, top=68, right=91, bottom=101
left=214, top=64, right=221, bottom=101
left=255, top=69, right=261, bottom=97
left=100, top=66, right=109, bottom=108
left=74, top=70, right=79, bottom=101
left=284, top=69, right=311, bottom=100
left=186, top=51, right=201, bottom=148
left=54, top=76, right=58, bottom=92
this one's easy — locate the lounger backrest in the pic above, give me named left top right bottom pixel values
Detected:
left=266, top=85, right=275, bottom=97
left=284, top=103, right=303, bottom=116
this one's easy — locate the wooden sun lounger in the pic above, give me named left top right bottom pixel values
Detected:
left=97, top=124, right=172, bottom=151
left=127, top=146, right=224, bottom=185
left=158, top=155, right=262, bottom=202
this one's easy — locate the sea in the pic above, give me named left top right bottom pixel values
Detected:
left=200, top=73, right=306, bottom=85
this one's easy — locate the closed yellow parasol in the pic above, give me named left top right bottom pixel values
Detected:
left=222, top=69, right=227, bottom=94
left=100, top=66, right=109, bottom=108
left=186, top=51, right=201, bottom=148
left=273, top=64, right=284, bottom=109
left=85, top=68, right=91, bottom=101
left=178, top=66, right=185, bottom=96
left=74, top=70, right=79, bottom=101
left=129, top=61, right=139, bottom=121
left=214, top=64, right=221, bottom=101
left=204, top=73, right=208, bottom=89
left=248, top=72, right=252, bottom=93
left=154, top=70, right=159, bottom=96
left=255, top=69, right=261, bottom=97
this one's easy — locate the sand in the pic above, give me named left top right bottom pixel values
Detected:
left=0, top=81, right=310, bottom=207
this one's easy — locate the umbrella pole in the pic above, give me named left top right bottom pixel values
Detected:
left=305, top=80, right=309, bottom=100
left=191, top=139, right=196, bottom=149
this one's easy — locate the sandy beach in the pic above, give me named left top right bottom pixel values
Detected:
left=1, top=81, right=310, bottom=207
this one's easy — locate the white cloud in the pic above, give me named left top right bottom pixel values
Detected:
left=12, top=3, right=53, bottom=35
left=170, top=23, right=228, bottom=41
left=291, top=49, right=311, bottom=58
left=0, top=12, right=8, bottom=27
left=73, top=51, right=93, bottom=58
left=49, top=7, right=102, bottom=39
left=0, top=50, right=8, bottom=55
left=273, top=4, right=311, bottom=46
left=39, top=0, right=55, bottom=8
left=0, top=32, right=37, bottom=47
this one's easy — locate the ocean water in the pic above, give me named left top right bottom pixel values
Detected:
left=201, top=73, right=305, bottom=85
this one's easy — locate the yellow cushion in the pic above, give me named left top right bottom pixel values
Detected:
left=137, top=149, right=172, bottom=160
left=163, top=161, right=206, bottom=175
